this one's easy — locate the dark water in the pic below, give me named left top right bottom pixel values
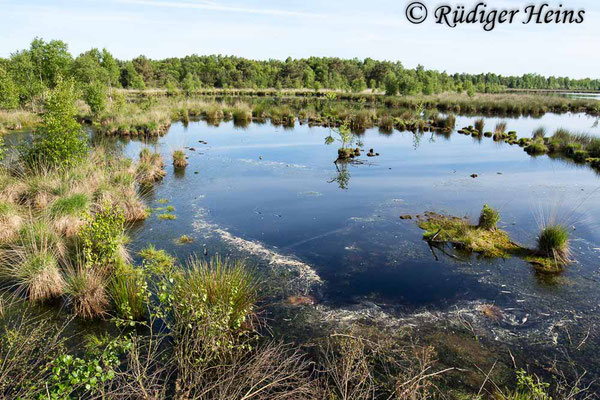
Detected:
left=111, top=116, right=600, bottom=316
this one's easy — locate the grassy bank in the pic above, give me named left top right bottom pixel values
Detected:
left=0, top=90, right=598, bottom=138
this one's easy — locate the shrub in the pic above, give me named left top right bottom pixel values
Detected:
left=83, top=81, right=108, bottom=115
left=22, top=77, right=88, bottom=168
left=79, top=205, right=126, bottom=268
left=478, top=204, right=500, bottom=230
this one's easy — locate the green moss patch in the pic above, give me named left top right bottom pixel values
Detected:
left=417, top=212, right=522, bottom=258
left=417, top=211, right=566, bottom=272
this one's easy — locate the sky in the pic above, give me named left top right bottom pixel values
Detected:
left=1, top=0, right=599, bottom=79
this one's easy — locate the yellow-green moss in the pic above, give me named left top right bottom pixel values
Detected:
left=417, top=212, right=567, bottom=272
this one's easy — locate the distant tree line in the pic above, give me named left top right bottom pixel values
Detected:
left=1, top=38, right=599, bottom=110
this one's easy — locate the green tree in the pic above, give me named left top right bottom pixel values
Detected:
left=23, top=77, right=88, bottom=167
left=83, top=81, right=108, bottom=115
left=0, top=67, right=19, bottom=109
left=383, top=72, right=398, bottom=96
left=181, top=73, right=201, bottom=96
left=120, top=62, right=145, bottom=89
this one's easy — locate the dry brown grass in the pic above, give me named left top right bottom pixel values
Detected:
left=65, top=266, right=109, bottom=319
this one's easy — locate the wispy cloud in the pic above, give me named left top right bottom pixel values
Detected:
left=113, top=0, right=325, bottom=18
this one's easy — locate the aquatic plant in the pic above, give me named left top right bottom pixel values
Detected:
left=418, top=212, right=521, bottom=258
left=65, top=266, right=109, bottom=319
left=474, top=118, right=485, bottom=133
left=0, top=230, right=65, bottom=302
left=172, top=150, right=188, bottom=168
left=108, top=262, right=147, bottom=321
left=525, top=138, right=548, bottom=155
left=173, top=256, right=258, bottom=336
left=158, top=213, right=176, bottom=220
left=139, top=244, right=176, bottom=275
left=532, top=126, right=546, bottom=139
left=178, top=234, right=194, bottom=244
left=537, top=224, right=570, bottom=264
left=478, top=204, right=500, bottom=230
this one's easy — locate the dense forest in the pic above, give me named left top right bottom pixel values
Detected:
left=1, top=38, right=599, bottom=109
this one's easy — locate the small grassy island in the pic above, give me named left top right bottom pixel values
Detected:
left=417, top=205, right=571, bottom=273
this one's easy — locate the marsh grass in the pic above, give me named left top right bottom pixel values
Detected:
left=478, top=204, right=500, bottom=230
left=65, top=265, right=109, bottom=319
left=525, top=138, right=549, bottom=155
left=173, top=256, right=259, bottom=334
left=0, top=201, right=22, bottom=242
left=537, top=224, right=571, bottom=266
left=231, top=104, right=253, bottom=127
left=0, top=110, right=39, bottom=132
left=474, top=118, right=485, bottom=133
left=137, top=149, right=166, bottom=185
left=172, top=149, right=188, bottom=168
left=0, top=228, right=65, bottom=302
left=108, top=263, right=147, bottom=321
left=533, top=126, right=546, bottom=139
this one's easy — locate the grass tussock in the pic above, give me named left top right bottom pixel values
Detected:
left=0, top=232, right=65, bottom=302
left=65, top=266, right=109, bottom=319
left=0, top=201, right=23, bottom=242
left=137, top=148, right=166, bottom=185
left=172, top=149, right=188, bottom=168
left=173, top=256, right=258, bottom=335
left=474, top=118, right=485, bottom=133
left=108, top=262, right=147, bottom=321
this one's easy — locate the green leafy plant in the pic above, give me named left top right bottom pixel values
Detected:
left=79, top=205, right=126, bottom=267
left=22, top=77, right=88, bottom=168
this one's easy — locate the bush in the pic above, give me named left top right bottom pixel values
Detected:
left=478, top=204, right=500, bottom=230
left=79, top=205, right=126, bottom=268
left=22, top=77, right=88, bottom=168
left=83, top=81, right=108, bottom=115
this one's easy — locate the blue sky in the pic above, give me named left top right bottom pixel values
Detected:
left=1, top=0, right=598, bottom=78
